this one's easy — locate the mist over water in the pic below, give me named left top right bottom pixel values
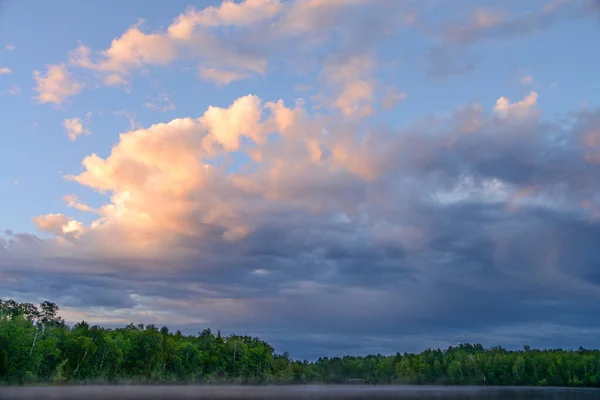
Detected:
left=0, top=385, right=598, bottom=400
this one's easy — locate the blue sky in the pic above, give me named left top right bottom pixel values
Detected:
left=1, top=0, right=600, bottom=359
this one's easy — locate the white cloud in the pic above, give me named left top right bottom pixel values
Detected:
left=33, top=64, right=84, bottom=105
left=66, top=11, right=269, bottom=91
left=63, top=117, right=92, bottom=141
left=20, top=92, right=493, bottom=256
left=143, top=93, right=176, bottom=112
left=0, top=67, right=12, bottom=75
left=5, top=44, right=15, bottom=51
left=64, top=194, right=98, bottom=214
left=33, top=213, right=85, bottom=238
left=318, top=53, right=379, bottom=119
left=69, top=27, right=177, bottom=74
left=169, top=0, right=284, bottom=34
left=493, top=91, right=539, bottom=119
left=114, top=110, right=142, bottom=131
left=198, top=67, right=250, bottom=86
left=333, top=80, right=375, bottom=118
left=8, top=85, right=21, bottom=95
left=201, top=94, right=264, bottom=151
left=104, top=74, right=129, bottom=87
left=37, top=0, right=396, bottom=98
left=3, top=82, right=600, bottom=357
left=253, top=269, right=270, bottom=275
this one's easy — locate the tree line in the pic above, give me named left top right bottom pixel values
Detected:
left=1, top=299, right=600, bottom=386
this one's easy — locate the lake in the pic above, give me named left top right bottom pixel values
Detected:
left=0, top=385, right=598, bottom=399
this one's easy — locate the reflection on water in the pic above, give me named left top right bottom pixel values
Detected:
left=0, top=385, right=598, bottom=399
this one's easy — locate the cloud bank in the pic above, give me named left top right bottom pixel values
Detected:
left=3, top=0, right=600, bottom=359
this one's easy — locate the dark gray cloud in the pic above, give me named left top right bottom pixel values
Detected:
left=5, top=190, right=600, bottom=359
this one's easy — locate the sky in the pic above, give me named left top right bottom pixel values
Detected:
left=1, top=0, right=600, bottom=360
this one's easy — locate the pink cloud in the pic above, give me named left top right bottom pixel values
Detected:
left=33, top=64, right=84, bottom=105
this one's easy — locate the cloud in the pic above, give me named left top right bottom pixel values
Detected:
left=444, top=8, right=509, bottom=43
left=428, top=0, right=597, bottom=76
left=279, top=0, right=371, bottom=35
left=198, top=67, right=250, bottom=86
left=8, top=90, right=600, bottom=271
left=169, top=0, right=284, bottom=33
left=63, top=117, right=92, bottom=141
left=0, top=67, right=12, bottom=75
left=32, top=213, right=84, bottom=238
left=7, top=0, right=600, bottom=359
left=201, top=94, right=264, bottom=151
left=8, top=85, right=21, bottom=95
left=31, top=0, right=596, bottom=99
left=64, top=194, right=97, bottom=213
left=521, top=75, right=534, bottom=86
left=65, top=10, right=270, bottom=90
left=5, top=43, right=15, bottom=50
left=143, top=93, right=176, bottom=111
left=69, top=25, right=177, bottom=74
left=33, top=213, right=71, bottom=235
left=33, top=64, right=84, bottom=105
left=444, top=1, right=593, bottom=44
left=104, top=74, right=128, bottom=87
left=493, top=91, right=539, bottom=119
left=381, top=87, right=407, bottom=110
left=321, top=53, right=376, bottom=85
left=317, top=53, right=379, bottom=119
left=332, top=80, right=375, bottom=118
left=37, top=0, right=411, bottom=99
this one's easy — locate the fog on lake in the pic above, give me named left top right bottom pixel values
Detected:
left=0, top=385, right=599, bottom=399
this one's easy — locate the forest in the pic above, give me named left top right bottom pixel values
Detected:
left=1, top=299, right=600, bottom=387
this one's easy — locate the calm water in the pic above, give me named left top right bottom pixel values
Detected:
left=0, top=385, right=598, bottom=399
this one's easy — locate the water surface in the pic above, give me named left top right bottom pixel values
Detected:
left=0, top=385, right=598, bottom=399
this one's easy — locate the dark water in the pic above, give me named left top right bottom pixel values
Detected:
left=0, top=385, right=599, bottom=399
